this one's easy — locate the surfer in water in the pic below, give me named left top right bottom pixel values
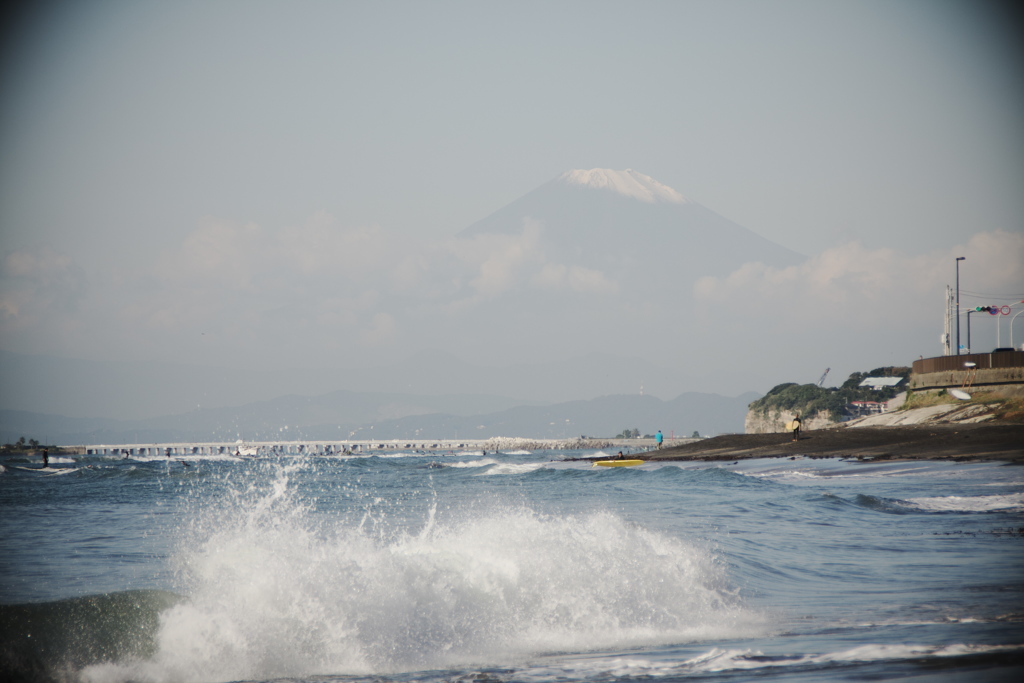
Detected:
left=42, top=448, right=48, bottom=468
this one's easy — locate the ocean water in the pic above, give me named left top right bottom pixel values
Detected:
left=1, top=449, right=1023, bottom=682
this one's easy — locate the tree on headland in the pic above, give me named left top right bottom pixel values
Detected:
left=691, top=431, right=700, bottom=438
left=748, top=366, right=913, bottom=426
left=1, top=437, right=51, bottom=452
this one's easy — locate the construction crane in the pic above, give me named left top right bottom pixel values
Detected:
left=817, top=368, right=830, bottom=387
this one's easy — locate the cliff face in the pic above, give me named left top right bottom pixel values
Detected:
left=744, top=370, right=910, bottom=435
left=744, top=408, right=834, bottom=434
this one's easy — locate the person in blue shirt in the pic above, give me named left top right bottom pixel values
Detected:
left=655, top=430, right=664, bottom=449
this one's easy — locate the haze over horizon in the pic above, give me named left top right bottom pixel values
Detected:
left=2, top=1, right=1023, bottom=421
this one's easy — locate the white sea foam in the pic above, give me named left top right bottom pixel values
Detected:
left=446, top=457, right=498, bottom=468
left=479, top=461, right=547, bottom=476
left=904, top=492, right=1024, bottom=512
left=507, top=643, right=1024, bottom=681
left=124, top=453, right=243, bottom=463
left=430, top=457, right=544, bottom=475
left=589, top=450, right=632, bottom=460
left=686, top=642, right=1024, bottom=671
left=748, top=462, right=936, bottom=482
left=81, top=465, right=763, bottom=683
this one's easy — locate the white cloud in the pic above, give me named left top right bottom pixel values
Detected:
left=20, top=213, right=1012, bottom=378
left=156, top=218, right=267, bottom=291
left=444, top=218, right=619, bottom=309
left=147, top=214, right=624, bottom=335
left=694, top=230, right=1024, bottom=329
left=450, top=218, right=546, bottom=299
left=155, top=213, right=407, bottom=293
left=360, top=312, right=397, bottom=347
left=140, top=214, right=417, bottom=334
left=531, top=263, right=618, bottom=294
left=118, top=212, right=623, bottom=356
left=278, top=212, right=399, bottom=279
left=0, top=246, right=87, bottom=329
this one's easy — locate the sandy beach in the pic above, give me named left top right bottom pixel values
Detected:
left=643, top=423, right=1024, bottom=464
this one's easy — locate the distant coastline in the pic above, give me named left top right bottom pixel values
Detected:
left=644, top=422, right=1024, bottom=464
left=7, top=423, right=1023, bottom=465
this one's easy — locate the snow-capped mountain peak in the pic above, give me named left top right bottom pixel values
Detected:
left=558, top=168, right=687, bottom=204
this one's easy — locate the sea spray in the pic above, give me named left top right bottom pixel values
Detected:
left=81, top=461, right=764, bottom=683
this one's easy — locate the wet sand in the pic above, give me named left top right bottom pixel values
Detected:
left=643, top=423, right=1024, bottom=464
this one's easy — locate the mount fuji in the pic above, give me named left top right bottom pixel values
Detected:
left=460, top=168, right=803, bottom=281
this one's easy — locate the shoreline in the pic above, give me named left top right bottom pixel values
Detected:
left=639, top=423, right=1024, bottom=464
left=6, top=423, right=1023, bottom=464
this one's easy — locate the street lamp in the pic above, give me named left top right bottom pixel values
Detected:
left=955, top=257, right=965, bottom=355
left=1011, top=304, right=1024, bottom=349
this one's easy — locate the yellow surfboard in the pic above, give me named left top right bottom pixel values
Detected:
left=785, top=420, right=799, bottom=431
left=594, top=459, right=645, bottom=467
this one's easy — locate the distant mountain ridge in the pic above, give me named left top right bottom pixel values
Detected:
left=336, top=391, right=760, bottom=442
left=0, top=389, right=758, bottom=446
left=0, top=348, right=760, bottom=421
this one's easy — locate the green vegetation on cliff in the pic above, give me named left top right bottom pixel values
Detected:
left=748, top=367, right=910, bottom=421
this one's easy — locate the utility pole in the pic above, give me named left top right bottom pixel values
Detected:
left=966, top=309, right=974, bottom=354
left=955, top=257, right=965, bottom=355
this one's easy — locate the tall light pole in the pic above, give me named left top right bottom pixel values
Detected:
left=955, top=257, right=965, bottom=355
left=1011, top=305, right=1024, bottom=349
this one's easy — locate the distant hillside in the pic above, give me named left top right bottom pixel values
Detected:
left=0, top=390, right=537, bottom=445
left=314, top=391, right=760, bottom=441
left=0, top=348, right=761, bottom=422
left=0, top=390, right=758, bottom=445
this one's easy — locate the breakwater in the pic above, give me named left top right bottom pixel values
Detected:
left=70, top=436, right=699, bottom=456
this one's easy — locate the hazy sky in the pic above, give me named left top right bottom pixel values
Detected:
left=1, top=0, right=1023, bottom=412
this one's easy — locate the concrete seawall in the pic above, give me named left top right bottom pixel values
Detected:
left=909, top=368, right=1024, bottom=394
left=911, top=352, right=1024, bottom=393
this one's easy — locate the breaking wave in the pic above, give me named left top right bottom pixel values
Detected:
left=76, top=464, right=764, bottom=683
